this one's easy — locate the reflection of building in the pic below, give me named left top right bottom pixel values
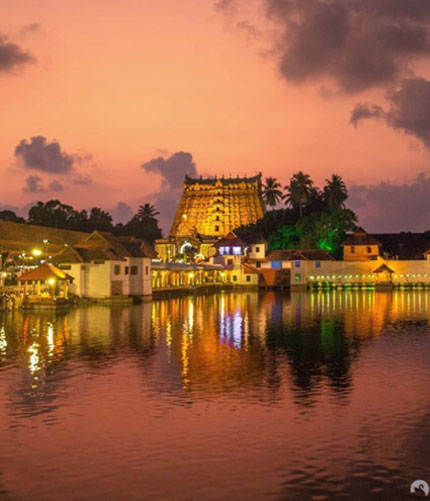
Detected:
left=155, top=174, right=266, bottom=261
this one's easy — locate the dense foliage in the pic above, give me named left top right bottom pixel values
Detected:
left=0, top=200, right=163, bottom=244
left=238, top=173, right=357, bottom=259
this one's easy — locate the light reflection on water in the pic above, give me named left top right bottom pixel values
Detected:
left=0, top=290, right=429, bottom=500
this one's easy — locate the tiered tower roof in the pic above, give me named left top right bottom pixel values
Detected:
left=170, top=174, right=265, bottom=238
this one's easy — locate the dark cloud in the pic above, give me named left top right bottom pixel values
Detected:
left=349, top=103, right=385, bottom=127
left=218, top=0, right=430, bottom=93
left=48, top=180, right=64, bottom=192
left=348, top=173, right=430, bottom=232
left=142, top=151, right=197, bottom=190
left=23, top=175, right=44, bottom=194
left=214, top=0, right=237, bottom=12
left=19, top=23, right=41, bottom=36
left=350, top=78, right=430, bottom=146
left=141, top=151, right=198, bottom=231
left=73, top=174, right=92, bottom=186
left=15, top=136, right=74, bottom=174
left=110, top=202, right=133, bottom=223
left=0, top=35, right=34, bottom=72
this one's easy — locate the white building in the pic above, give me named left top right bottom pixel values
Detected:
left=53, top=231, right=155, bottom=299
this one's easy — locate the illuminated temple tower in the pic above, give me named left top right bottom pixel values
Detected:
left=155, top=174, right=266, bottom=261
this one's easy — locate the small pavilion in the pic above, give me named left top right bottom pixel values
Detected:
left=18, top=263, right=73, bottom=298
left=373, top=262, right=396, bottom=284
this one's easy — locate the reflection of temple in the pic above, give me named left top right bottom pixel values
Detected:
left=155, top=174, right=266, bottom=261
left=3, top=290, right=430, bottom=410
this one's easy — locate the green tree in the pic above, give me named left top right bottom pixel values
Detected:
left=268, top=225, right=299, bottom=250
left=268, top=209, right=356, bottom=258
left=262, top=177, right=283, bottom=208
left=284, top=171, right=314, bottom=217
left=323, top=174, right=348, bottom=209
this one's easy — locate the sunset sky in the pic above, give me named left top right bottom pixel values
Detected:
left=2, top=0, right=430, bottom=232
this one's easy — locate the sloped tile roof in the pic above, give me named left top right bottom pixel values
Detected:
left=0, top=221, right=89, bottom=250
left=18, top=263, right=69, bottom=281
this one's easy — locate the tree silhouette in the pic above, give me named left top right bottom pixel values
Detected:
left=262, top=177, right=283, bottom=208
left=323, top=174, right=348, bottom=209
left=284, top=171, right=314, bottom=217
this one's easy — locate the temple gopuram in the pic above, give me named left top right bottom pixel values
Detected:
left=155, top=174, right=266, bottom=261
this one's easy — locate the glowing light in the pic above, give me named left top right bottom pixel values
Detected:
left=188, top=301, right=194, bottom=333
left=179, top=241, right=192, bottom=253
left=47, top=322, right=55, bottom=358
left=32, top=249, right=42, bottom=257
left=0, top=326, right=7, bottom=354
left=233, top=312, right=243, bottom=347
left=48, top=278, right=56, bottom=286
left=28, top=342, right=40, bottom=374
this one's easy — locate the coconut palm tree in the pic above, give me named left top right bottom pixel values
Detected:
left=262, top=177, right=283, bottom=208
left=137, top=203, right=159, bottom=220
left=284, top=171, right=314, bottom=217
left=323, top=174, right=348, bottom=209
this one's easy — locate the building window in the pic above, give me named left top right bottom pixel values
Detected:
left=366, top=246, right=372, bottom=253
left=131, top=266, right=138, bottom=275
left=227, top=258, right=233, bottom=265
left=246, top=275, right=251, bottom=282
left=232, top=246, right=242, bottom=255
left=145, top=266, right=149, bottom=275
left=233, top=275, right=237, bottom=282
left=125, top=266, right=129, bottom=275
left=315, top=261, right=321, bottom=268
left=350, top=246, right=355, bottom=253
left=114, top=264, right=121, bottom=275
left=271, top=260, right=281, bottom=269
left=215, top=225, right=220, bottom=232
left=216, top=215, right=220, bottom=221
left=255, top=246, right=260, bottom=253
left=256, top=261, right=261, bottom=268
left=295, top=273, right=301, bottom=281
left=295, top=260, right=301, bottom=268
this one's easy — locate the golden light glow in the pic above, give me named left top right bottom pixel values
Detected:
left=32, top=249, right=42, bottom=257
left=48, top=278, right=56, bottom=286
left=28, top=342, right=40, bottom=374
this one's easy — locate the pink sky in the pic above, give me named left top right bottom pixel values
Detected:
left=1, top=0, right=430, bottom=230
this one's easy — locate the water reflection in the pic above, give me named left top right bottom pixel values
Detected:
left=0, top=290, right=429, bottom=500
left=0, top=290, right=429, bottom=409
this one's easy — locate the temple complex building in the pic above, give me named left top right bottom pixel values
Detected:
left=155, top=174, right=266, bottom=261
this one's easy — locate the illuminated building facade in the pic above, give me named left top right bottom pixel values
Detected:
left=155, top=174, right=266, bottom=261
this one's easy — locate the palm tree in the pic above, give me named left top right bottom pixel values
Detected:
left=137, top=203, right=159, bottom=220
left=262, top=177, right=283, bottom=208
left=323, top=174, right=348, bottom=209
left=284, top=171, right=314, bottom=217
